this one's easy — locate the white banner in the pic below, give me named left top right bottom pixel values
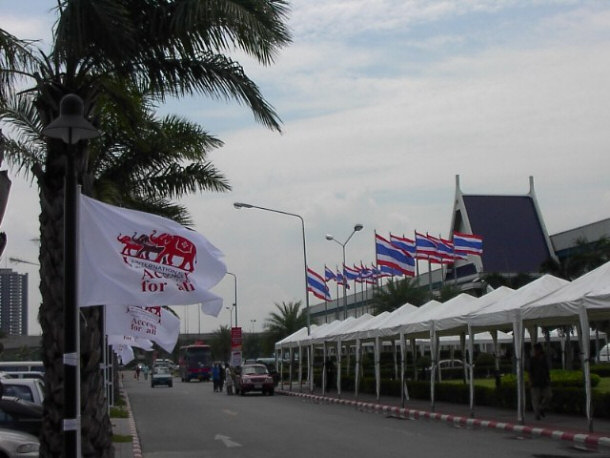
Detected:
left=105, top=305, right=180, bottom=353
left=113, top=344, right=135, bottom=365
left=78, top=194, right=226, bottom=315
left=107, top=334, right=154, bottom=351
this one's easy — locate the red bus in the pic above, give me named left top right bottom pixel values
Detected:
left=178, top=344, right=212, bottom=382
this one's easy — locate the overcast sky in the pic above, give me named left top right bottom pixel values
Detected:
left=2, top=1, right=610, bottom=337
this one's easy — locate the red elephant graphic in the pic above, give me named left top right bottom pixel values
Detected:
left=148, top=231, right=197, bottom=272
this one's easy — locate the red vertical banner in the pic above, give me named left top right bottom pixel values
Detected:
left=231, top=327, right=242, bottom=367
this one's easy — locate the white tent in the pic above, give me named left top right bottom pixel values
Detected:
left=522, top=261, right=610, bottom=431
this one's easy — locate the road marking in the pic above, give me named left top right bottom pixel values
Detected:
left=222, top=409, right=238, bottom=416
left=215, top=434, right=242, bottom=448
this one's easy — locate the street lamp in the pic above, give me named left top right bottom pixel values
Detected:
left=226, top=272, right=238, bottom=327
left=234, top=202, right=310, bottom=335
left=325, top=224, right=364, bottom=319
left=42, top=93, right=100, bottom=458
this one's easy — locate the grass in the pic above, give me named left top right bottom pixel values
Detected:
left=444, top=377, right=610, bottom=393
left=112, top=434, right=132, bottom=443
left=110, top=406, right=129, bottom=418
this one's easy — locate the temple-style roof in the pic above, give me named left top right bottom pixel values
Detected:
left=450, top=176, right=556, bottom=278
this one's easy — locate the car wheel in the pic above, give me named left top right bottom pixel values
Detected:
left=169, top=382, right=173, bottom=387
left=269, top=389, right=274, bottom=396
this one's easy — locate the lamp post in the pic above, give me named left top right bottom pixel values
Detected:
left=325, top=224, right=364, bottom=319
left=226, top=272, right=238, bottom=327
left=42, top=93, right=100, bottom=458
left=234, top=202, right=310, bottom=335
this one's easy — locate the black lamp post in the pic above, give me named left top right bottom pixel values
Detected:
left=43, top=93, right=99, bottom=457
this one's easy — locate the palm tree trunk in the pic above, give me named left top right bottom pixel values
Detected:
left=38, top=143, right=113, bottom=457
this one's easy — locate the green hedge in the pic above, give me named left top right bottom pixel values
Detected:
left=345, top=372, right=610, bottom=418
left=501, top=370, right=600, bottom=388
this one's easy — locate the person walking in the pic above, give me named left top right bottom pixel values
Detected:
left=212, top=363, right=221, bottom=392
left=225, top=365, right=234, bottom=395
left=528, top=343, right=552, bottom=420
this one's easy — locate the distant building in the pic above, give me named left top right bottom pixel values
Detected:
left=310, top=176, right=609, bottom=324
left=0, top=268, right=28, bottom=335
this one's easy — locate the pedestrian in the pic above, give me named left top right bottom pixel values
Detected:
left=135, top=365, right=141, bottom=381
left=528, top=343, right=552, bottom=420
left=219, top=363, right=225, bottom=392
left=225, top=365, right=234, bottom=395
left=212, top=363, right=221, bottom=392
left=142, top=364, right=149, bottom=381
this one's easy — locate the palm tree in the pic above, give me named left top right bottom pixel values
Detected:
left=264, top=301, right=308, bottom=347
left=211, top=325, right=231, bottom=363
left=371, top=277, right=430, bottom=314
left=0, top=2, right=290, bottom=455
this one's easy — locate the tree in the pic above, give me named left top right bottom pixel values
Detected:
left=211, top=326, right=231, bottom=363
left=540, top=236, right=610, bottom=280
left=264, top=301, right=308, bottom=349
left=0, top=2, right=290, bottom=455
left=371, top=277, right=430, bottom=314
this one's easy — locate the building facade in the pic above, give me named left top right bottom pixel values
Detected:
left=0, top=268, right=28, bottom=335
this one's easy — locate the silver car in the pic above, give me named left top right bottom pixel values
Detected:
left=0, top=427, right=39, bottom=457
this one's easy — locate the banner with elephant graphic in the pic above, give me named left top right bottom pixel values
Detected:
left=78, top=194, right=226, bottom=316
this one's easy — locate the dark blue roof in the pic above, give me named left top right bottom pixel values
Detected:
left=461, top=195, right=552, bottom=273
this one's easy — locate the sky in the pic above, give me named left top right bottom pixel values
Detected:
left=1, top=1, right=610, bottom=337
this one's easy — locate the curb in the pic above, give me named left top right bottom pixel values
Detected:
left=278, top=390, right=610, bottom=451
left=120, top=383, right=143, bottom=458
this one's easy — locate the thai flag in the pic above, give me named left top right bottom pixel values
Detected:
left=415, top=231, right=438, bottom=260
left=307, top=267, right=331, bottom=301
left=427, top=235, right=454, bottom=264
left=390, top=234, right=416, bottom=257
left=375, top=234, right=415, bottom=276
left=325, top=265, right=336, bottom=282
left=336, top=270, right=351, bottom=289
left=453, top=232, right=484, bottom=256
left=343, top=264, right=360, bottom=281
left=378, top=264, right=403, bottom=277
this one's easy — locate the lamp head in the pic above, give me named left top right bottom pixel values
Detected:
left=233, top=202, right=253, bottom=209
left=325, top=234, right=334, bottom=241
left=354, top=224, right=364, bottom=232
left=42, top=94, right=99, bottom=144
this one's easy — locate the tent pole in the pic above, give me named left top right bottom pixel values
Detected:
left=578, top=308, right=593, bottom=432
left=354, top=338, right=360, bottom=400
left=375, top=336, right=381, bottom=402
left=468, top=324, right=475, bottom=418
left=337, top=339, right=342, bottom=398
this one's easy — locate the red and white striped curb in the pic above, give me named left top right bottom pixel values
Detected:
left=120, top=386, right=143, bottom=458
left=278, top=390, right=610, bottom=450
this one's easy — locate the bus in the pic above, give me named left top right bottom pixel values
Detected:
left=178, top=344, right=212, bottom=382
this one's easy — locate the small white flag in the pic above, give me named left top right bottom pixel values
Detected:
left=113, top=344, right=135, bottom=365
left=78, top=194, right=226, bottom=314
left=107, top=334, right=154, bottom=351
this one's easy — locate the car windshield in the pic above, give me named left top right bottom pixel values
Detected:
left=154, top=367, right=170, bottom=374
left=243, top=365, right=268, bottom=375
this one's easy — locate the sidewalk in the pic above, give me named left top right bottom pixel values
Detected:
left=111, top=381, right=141, bottom=458
left=277, top=384, right=610, bottom=451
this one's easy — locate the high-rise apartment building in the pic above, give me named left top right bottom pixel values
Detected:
left=0, top=268, right=28, bottom=335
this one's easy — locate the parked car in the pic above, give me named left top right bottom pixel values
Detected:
left=235, top=363, right=275, bottom=396
left=1, top=372, right=44, bottom=381
left=151, top=365, right=173, bottom=388
left=0, top=380, right=44, bottom=406
left=0, top=397, right=42, bottom=437
left=0, top=427, right=39, bottom=457
left=255, top=358, right=280, bottom=386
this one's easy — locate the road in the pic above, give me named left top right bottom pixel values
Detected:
left=124, top=374, right=604, bottom=458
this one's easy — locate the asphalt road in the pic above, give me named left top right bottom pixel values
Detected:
left=124, top=374, right=607, bottom=458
